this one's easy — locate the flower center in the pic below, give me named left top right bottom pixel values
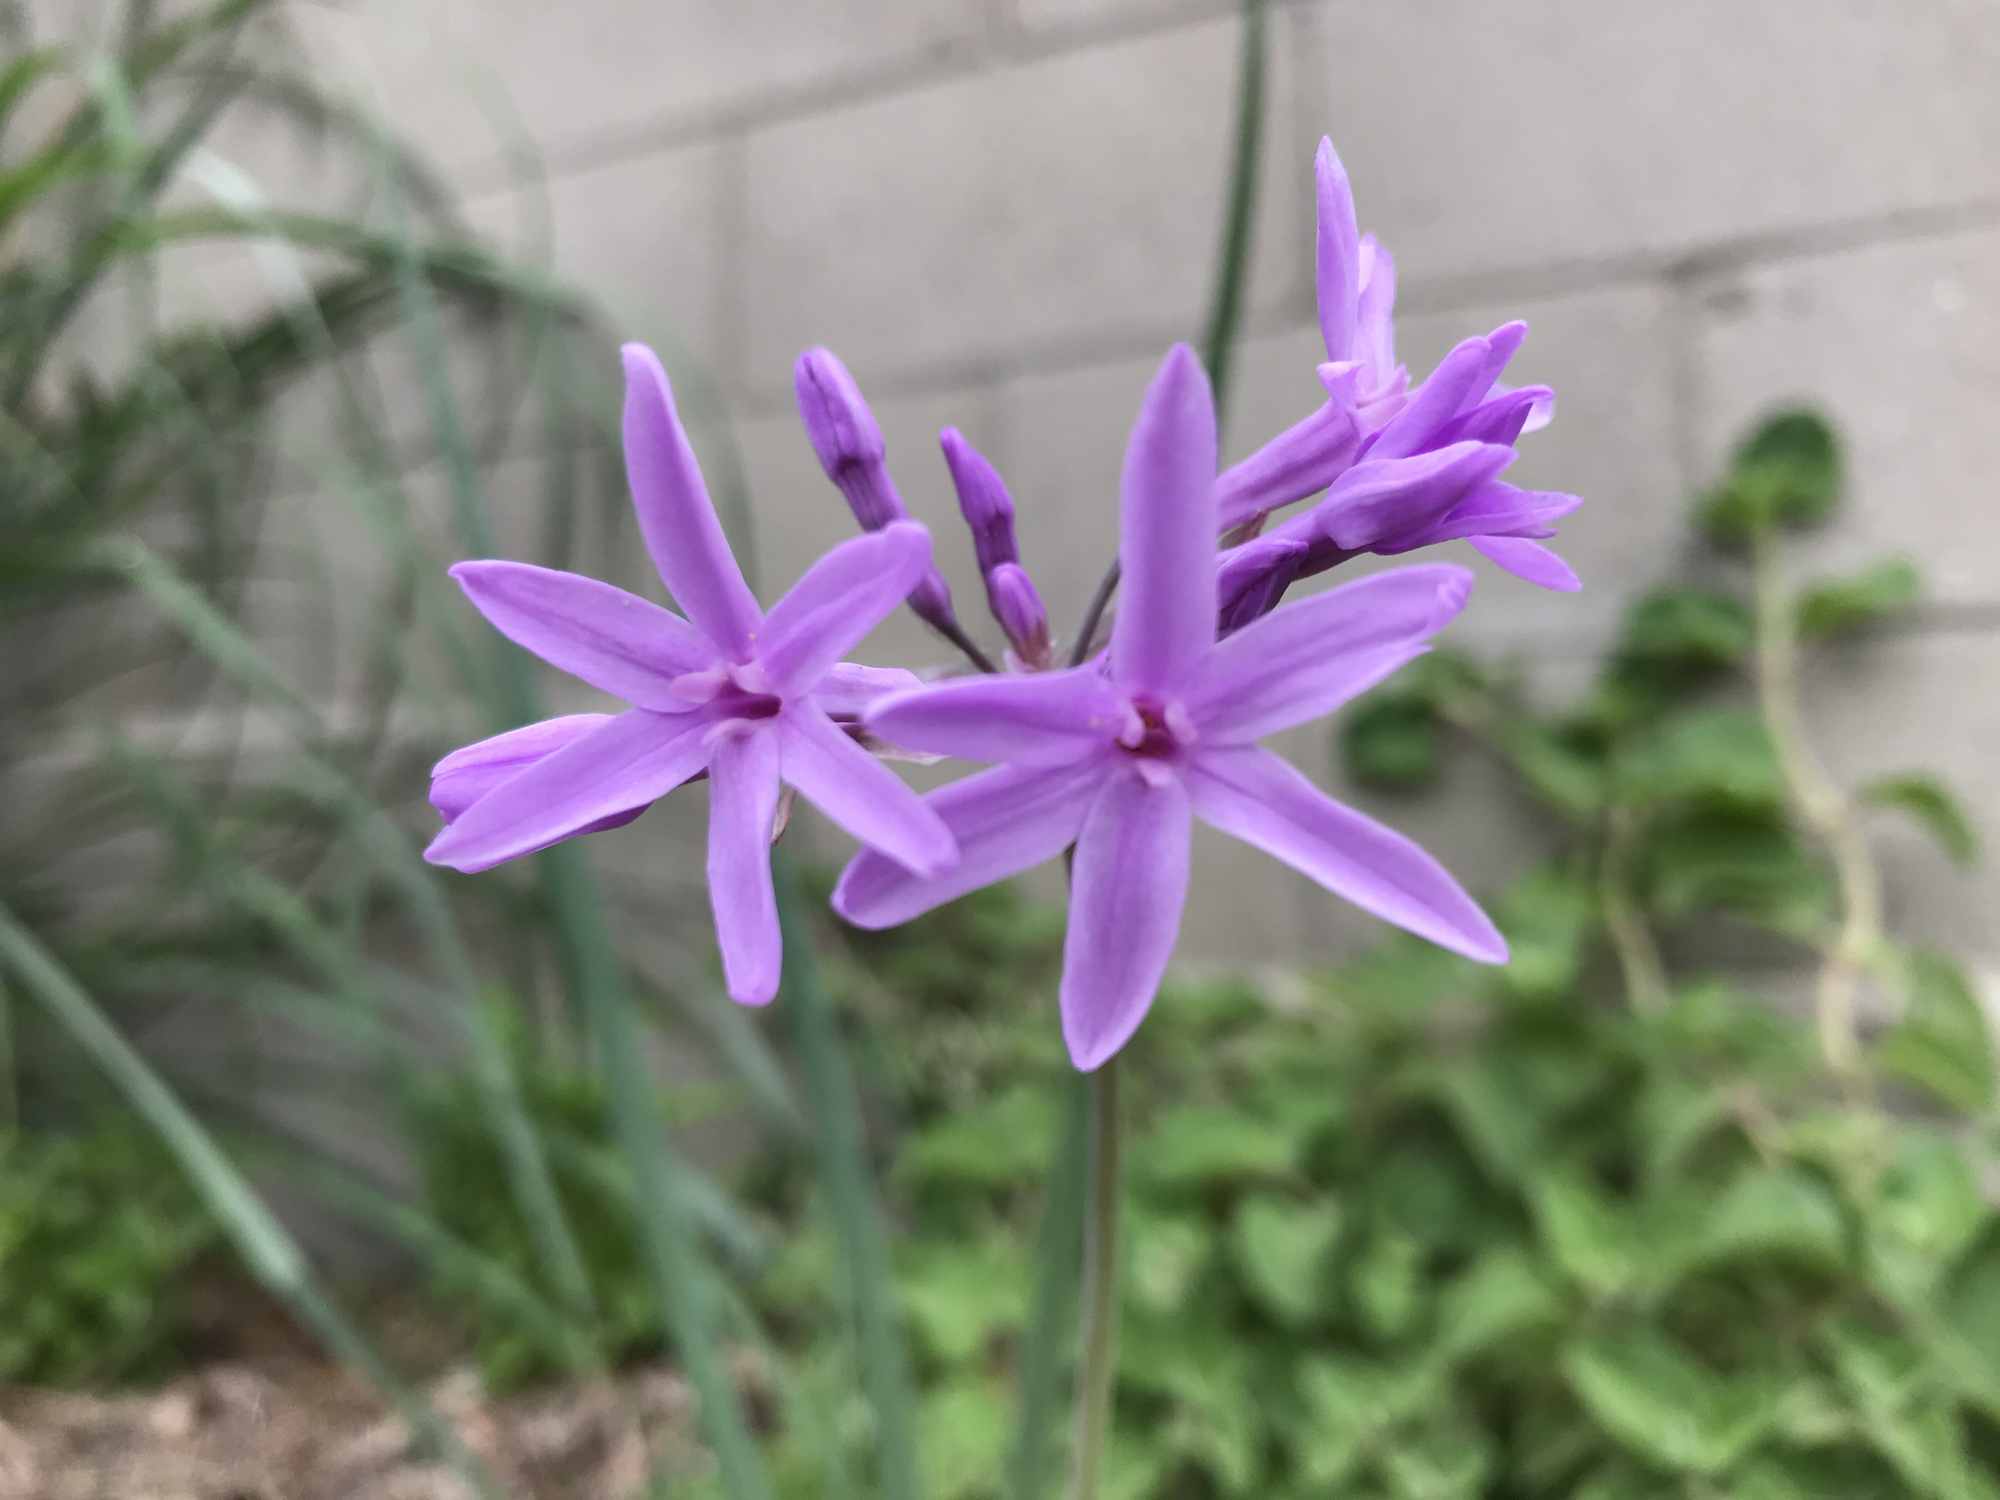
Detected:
left=671, top=661, right=784, bottom=720
left=1116, top=696, right=1196, bottom=761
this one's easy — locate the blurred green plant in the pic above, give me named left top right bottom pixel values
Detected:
left=0, top=1121, right=216, bottom=1384
left=689, top=408, right=1991, bottom=1497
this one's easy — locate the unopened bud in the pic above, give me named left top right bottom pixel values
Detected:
left=794, top=347, right=908, bottom=531
left=940, top=427, right=1019, bottom=575
left=1216, top=534, right=1308, bottom=635
left=986, top=561, right=1052, bottom=669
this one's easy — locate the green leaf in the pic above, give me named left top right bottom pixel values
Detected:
left=1675, top=1165, right=1847, bottom=1278
left=1864, top=1130, right=1987, bottom=1304
left=1492, top=868, right=1598, bottom=1002
left=1232, top=1196, right=1342, bottom=1327
left=1700, top=408, right=1842, bottom=546
left=921, top=1380, right=1011, bottom=1500
left=1796, top=558, right=1920, bottom=639
left=1498, top=718, right=1607, bottom=820
left=1563, top=1327, right=1784, bottom=1475
left=1614, top=708, right=1785, bottom=811
left=1140, top=1105, right=1296, bottom=1190
left=1343, top=695, right=1445, bottom=790
left=1642, top=810, right=1835, bottom=937
left=1531, top=1172, right=1643, bottom=1299
left=1381, top=1414, right=1497, bottom=1500
left=1618, top=587, right=1755, bottom=670
left=1349, top=1225, right=1426, bottom=1342
left=1434, top=1248, right=1564, bottom=1362
left=894, top=1084, right=1057, bottom=1191
left=1861, top=773, right=1980, bottom=865
left=1294, top=1353, right=1445, bottom=1487
left=901, top=1239, right=1027, bottom=1365
left=1127, top=1207, right=1214, bottom=1315
left=1876, top=949, right=1997, bottom=1113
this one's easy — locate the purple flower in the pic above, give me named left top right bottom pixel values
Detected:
left=794, top=346, right=961, bottom=637
left=834, top=346, right=1506, bottom=1071
left=426, top=343, right=958, bottom=1006
left=1211, top=138, right=1579, bottom=614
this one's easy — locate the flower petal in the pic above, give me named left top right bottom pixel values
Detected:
left=1214, top=397, right=1360, bottom=531
left=1112, top=344, right=1218, bottom=695
left=1314, top=138, right=1360, bottom=363
left=777, top=704, right=956, bottom=875
left=758, top=522, right=934, bottom=694
left=1353, top=234, right=1398, bottom=383
left=707, top=727, right=783, bottom=1005
left=1061, top=767, right=1192, bottom=1071
left=1308, top=442, right=1517, bottom=552
left=865, top=666, right=1124, bottom=766
left=832, top=759, right=1102, bottom=930
left=431, top=714, right=615, bottom=821
left=1469, top=535, right=1581, bottom=591
left=425, top=709, right=709, bottom=873
left=1365, top=333, right=1498, bottom=461
left=450, top=561, right=712, bottom=710
left=1189, top=564, right=1473, bottom=742
left=622, top=343, right=764, bottom=658
left=1186, top=745, right=1506, bottom=962
left=810, top=662, right=924, bottom=719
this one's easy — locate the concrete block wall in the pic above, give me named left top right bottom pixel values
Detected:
left=38, top=2, right=2000, bottom=979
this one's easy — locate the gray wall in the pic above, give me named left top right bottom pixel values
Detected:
left=44, top=2, right=2000, bottom=981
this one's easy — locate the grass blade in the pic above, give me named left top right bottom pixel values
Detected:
left=1005, top=1075, right=1091, bottom=1500
left=774, top=855, right=921, bottom=1500
left=0, top=901, right=501, bottom=1499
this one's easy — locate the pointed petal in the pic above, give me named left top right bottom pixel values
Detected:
left=425, top=709, right=709, bottom=873
left=1190, top=564, right=1473, bottom=742
left=450, top=561, right=712, bottom=710
left=1187, top=745, right=1506, bottom=962
left=622, top=343, right=763, bottom=658
left=810, top=662, right=924, bottom=719
left=1354, top=234, right=1398, bottom=383
left=707, top=727, right=783, bottom=1005
left=865, top=667, right=1124, bottom=766
left=1314, top=138, right=1361, bottom=362
left=1431, top=385, right=1549, bottom=448
left=1310, top=442, right=1517, bottom=552
left=1215, top=397, right=1361, bottom=531
left=758, top=522, right=934, bottom=694
left=1061, top=767, right=1192, bottom=1071
left=1394, top=483, right=1582, bottom=546
left=431, top=714, right=615, bottom=821
left=1469, top=535, right=1581, bottom=591
left=777, top=704, right=956, bottom=875
left=1112, top=344, right=1218, bottom=695
left=1366, top=334, right=1497, bottom=461
left=833, top=759, right=1102, bottom=930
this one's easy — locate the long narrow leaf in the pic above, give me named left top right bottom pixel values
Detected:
left=774, top=855, right=921, bottom=1500
left=0, top=902, right=500, bottom=1499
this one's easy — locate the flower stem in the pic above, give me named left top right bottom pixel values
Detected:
left=1067, top=1055, right=1123, bottom=1500
left=1748, top=525, right=1881, bottom=1079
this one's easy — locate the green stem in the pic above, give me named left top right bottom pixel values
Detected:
left=1067, top=1056, right=1123, bottom=1500
left=1748, top=526, right=1880, bottom=1080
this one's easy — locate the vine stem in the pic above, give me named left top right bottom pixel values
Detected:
left=1067, top=1056, right=1123, bottom=1500
left=1748, top=526, right=1882, bottom=1078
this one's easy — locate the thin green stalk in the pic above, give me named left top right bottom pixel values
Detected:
left=0, top=902, right=499, bottom=1499
left=774, top=855, right=921, bottom=1500
left=1005, top=1075, right=1091, bottom=1500
left=1749, top=526, right=1881, bottom=1080
left=1067, top=1058, right=1123, bottom=1500
left=0, top=974, right=16, bottom=1133
left=1199, top=0, right=1268, bottom=430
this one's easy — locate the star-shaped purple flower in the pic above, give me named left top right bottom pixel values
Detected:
left=833, top=345, right=1506, bottom=1071
left=426, top=343, right=957, bottom=1005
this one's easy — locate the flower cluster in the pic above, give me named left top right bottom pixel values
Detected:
left=425, top=138, right=1581, bottom=1069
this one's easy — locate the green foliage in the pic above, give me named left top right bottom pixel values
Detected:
left=1700, top=408, right=1843, bottom=546
left=1798, top=559, right=1921, bottom=639
left=0, top=1122, right=216, bottom=1384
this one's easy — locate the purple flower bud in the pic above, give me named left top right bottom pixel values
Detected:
left=793, top=346, right=962, bottom=636
left=794, top=346, right=908, bottom=531
left=939, top=427, right=1019, bottom=575
left=1215, top=533, right=1310, bottom=634
left=985, top=561, right=1052, bottom=669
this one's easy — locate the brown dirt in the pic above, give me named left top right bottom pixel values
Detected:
left=0, top=1357, right=712, bottom=1499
